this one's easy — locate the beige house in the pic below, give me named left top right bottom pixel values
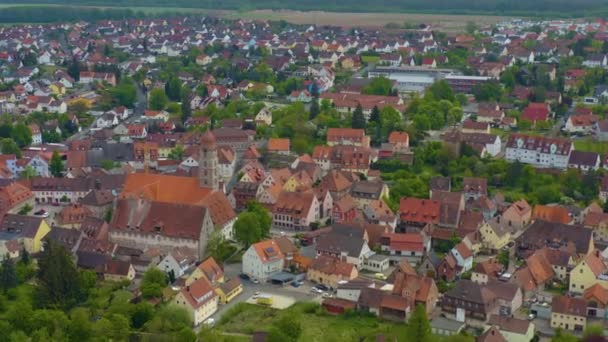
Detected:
left=479, top=217, right=511, bottom=251
left=104, top=260, right=136, bottom=282
left=551, top=295, right=587, bottom=332
left=501, top=200, right=532, bottom=229
left=173, top=277, right=219, bottom=326
left=486, top=315, right=535, bottom=342
left=307, top=256, right=358, bottom=289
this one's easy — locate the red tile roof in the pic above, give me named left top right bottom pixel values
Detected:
left=399, top=198, right=440, bottom=224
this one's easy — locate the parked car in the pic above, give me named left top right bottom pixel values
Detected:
left=321, top=292, right=332, bottom=298
left=252, top=278, right=260, bottom=284
left=311, top=287, right=323, bottom=294
left=204, top=318, right=215, bottom=327
left=33, top=209, right=49, bottom=218
left=239, top=273, right=250, bottom=281
left=374, top=273, right=387, bottom=280
left=315, top=284, right=329, bottom=291
left=291, top=281, right=303, bottom=287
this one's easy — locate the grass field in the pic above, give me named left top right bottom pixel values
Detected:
left=361, top=56, right=380, bottom=64
left=574, top=139, right=608, bottom=154
left=0, top=4, right=509, bottom=31
left=217, top=302, right=409, bottom=342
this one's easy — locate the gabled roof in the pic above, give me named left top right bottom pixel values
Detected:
left=180, top=277, right=217, bottom=309
left=532, top=205, right=571, bottom=224
left=251, top=239, right=284, bottom=264
left=551, top=295, right=586, bottom=317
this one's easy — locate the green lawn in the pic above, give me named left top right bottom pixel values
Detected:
left=217, top=302, right=409, bottom=342
left=574, top=139, right=608, bottom=154
left=361, top=56, right=380, bottom=64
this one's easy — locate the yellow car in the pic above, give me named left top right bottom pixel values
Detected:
left=374, top=273, right=387, bottom=280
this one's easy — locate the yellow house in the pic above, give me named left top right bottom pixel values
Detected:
left=307, top=256, right=358, bottom=289
left=173, top=277, right=219, bottom=326
left=186, top=257, right=225, bottom=286
left=185, top=257, right=242, bottom=304
left=551, top=295, right=587, bottom=332
left=0, top=215, right=51, bottom=253
left=49, top=83, right=66, bottom=96
left=569, top=252, right=608, bottom=294
left=282, top=171, right=313, bottom=192
left=479, top=218, right=511, bottom=251
left=214, top=278, right=243, bottom=303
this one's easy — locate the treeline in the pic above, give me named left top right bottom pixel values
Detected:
left=2, top=0, right=608, bottom=17
left=0, top=6, right=148, bottom=23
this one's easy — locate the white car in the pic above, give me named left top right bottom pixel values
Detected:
left=252, top=278, right=260, bottom=284
left=321, top=292, right=332, bottom=298
left=204, top=318, right=215, bottom=327
left=311, top=287, right=323, bottom=294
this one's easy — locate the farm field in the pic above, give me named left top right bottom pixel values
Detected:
left=0, top=4, right=510, bottom=30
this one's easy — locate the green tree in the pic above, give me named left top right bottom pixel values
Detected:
left=0, top=254, right=17, bottom=293
left=68, top=57, right=81, bottom=81
left=583, top=324, right=604, bottom=338
left=369, top=105, right=381, bottom=123
left=37, top=240, right=84, bottom=309
left=181, top=89, right=192, bottom=123
left=406, top=304, right=432, bottom=342
left=130, top=302, right=154, bottom=329
left=109, top=78, right=137, bottom=107
left=552, top=328, right=578, bottom=342
left=69, top=308, right=93, bottom=341
left=20, top=248, right=30, bottom=265
left=148, top=88, right=168, bottom=110
left=1, top=138, right=21, bottom=158
left=272, top=312, right=301, bottom=342
left=168, top=145, right=185, bottom=160
left=140, top=267, right=168, bottom=299
left=164, top=77, right=182, bottom=102
left=234, top=201, right=271, bottom=247
left=428, top=80, right=455, bottom=102
left=309, top=99, right=320, bottom=120
left=472, top=80, right=503, bottom=102
left=20, top=165, right=36, bottom=180
left=351, top=104, right=366, bottom=129
left=10, top=124, right=32, bottom=148
left=50, top=151, right=64, bottom=177
left=362, top=76, right=393, bottom=96
left=498, top=250, right=510, bottom=269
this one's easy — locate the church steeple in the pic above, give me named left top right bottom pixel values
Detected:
left=199, top=130, right=219, bottom=191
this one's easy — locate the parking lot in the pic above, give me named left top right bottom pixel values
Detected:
left=245, top=293, right=295, bottom=309
left=211, top=262, right=326, bottom=320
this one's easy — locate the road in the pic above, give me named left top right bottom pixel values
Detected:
left=67, top=82, right=147, bottom=141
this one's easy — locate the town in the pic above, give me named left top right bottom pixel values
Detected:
left=2, top=14, right=608, bottom=342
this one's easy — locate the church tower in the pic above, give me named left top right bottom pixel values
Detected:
left=199, top=130, right=219, bottom=191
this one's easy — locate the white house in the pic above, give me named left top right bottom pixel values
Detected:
left=158, top=248, right=197, bottom=278
left=505, top=134, right=573, bottom=169
left=96, top=113, right=119, bottom=129
left=242, top=239, right=284, bottom=282
left=451, top=242, right=473, bottom=273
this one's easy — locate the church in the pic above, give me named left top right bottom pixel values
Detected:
left=109, top=131, right=236, bottom=259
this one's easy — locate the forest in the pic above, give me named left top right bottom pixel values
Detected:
left=1, top=0, right=608, bottom=17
